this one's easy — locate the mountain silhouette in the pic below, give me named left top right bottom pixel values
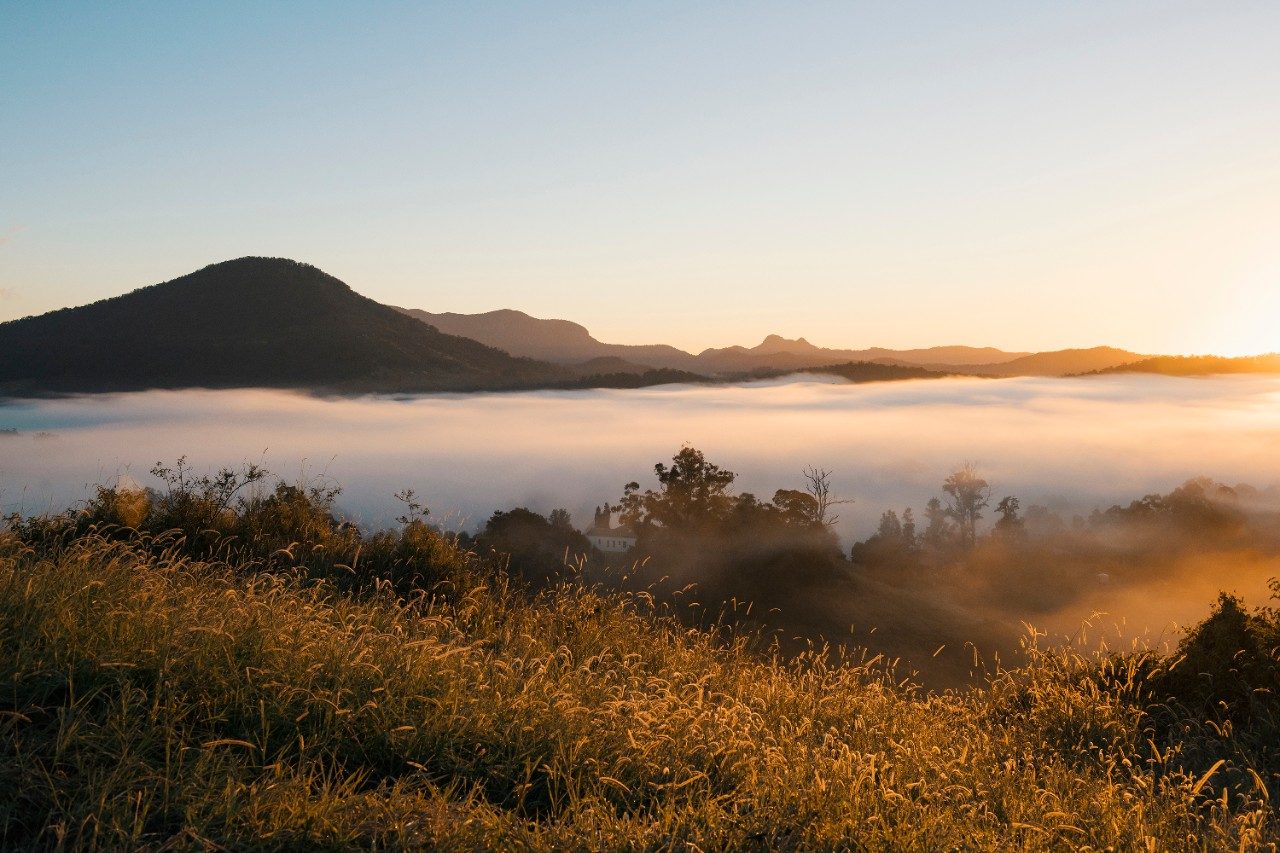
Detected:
left=693, top=336, right=1034, bottom=374
left=0, top=258, right=568, bottom=394
left=944, top=346, right=1147, bottom=377
left=400, top=310, right=1037, bottom=374
left=398, top=308, right=700, bottom=371
left=2, top=260, right=1223, bottom=397
left=1084, top=353, right=1280, bottom=376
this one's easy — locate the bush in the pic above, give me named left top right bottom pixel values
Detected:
left=1148, top=593, right=1280, bottom=726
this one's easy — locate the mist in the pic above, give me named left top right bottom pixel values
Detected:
left=4, top=374, right=1279, bottom=684
left=4, top=375, right=1279, bottom=534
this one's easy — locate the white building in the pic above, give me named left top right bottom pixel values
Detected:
left=584, top=506, right=637, bottom=553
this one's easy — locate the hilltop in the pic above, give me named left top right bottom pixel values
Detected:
left=0, top=258, right=568, bottom=394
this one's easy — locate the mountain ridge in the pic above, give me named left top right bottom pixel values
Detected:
left=397, top=307, right=699, bottom=371
left=402, top=307, right=1150, bottom=377
left=0, top=258, right=569, bottom=394
left=5, top=258, right=1262, bottom=397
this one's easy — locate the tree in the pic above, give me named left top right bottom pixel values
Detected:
left=900, top=507, right=917, bottom=546
left=942, top=463, right=990, bottom=549
left=619, top=446, right=737, bottom=530
left=479, top=507, right=590, bottom=585
left=877, top=509, right=903, bottom=540
left=850, top=508, right=917, bottom=569
left=772, top=488, right=821, bottom=528
left=802, top=467, right=851, bottom=526
left=993, top=495, right=1024, bottom=540
left=922, top=497, right=951, bottom=549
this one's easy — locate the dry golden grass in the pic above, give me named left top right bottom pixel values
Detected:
left=0, top=526, right=1275, bottom=850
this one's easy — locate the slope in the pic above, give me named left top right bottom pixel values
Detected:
left=0, top=258, right=567, bottom=394
left=398, top=308, right=700, bottom=371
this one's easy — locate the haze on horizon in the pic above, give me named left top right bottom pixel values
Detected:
left=3, top=2, right=1278, bottom=356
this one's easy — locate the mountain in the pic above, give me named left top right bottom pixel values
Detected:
left=1084, top=354, right=1280, bottom=377
left=398, top=310, right=1032, bottom=375
left=944, top=346, right=1147, bottom=377
left=398, top=308, right=701, bottom=371
left=692, top=337, right=1029, bottom=375
left=708, top=334, right=1028, bottom=368
left=0, top=258, right=569, bottom=394
left=1, top=262, right=1180, bottom=397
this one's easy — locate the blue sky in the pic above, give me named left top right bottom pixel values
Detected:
left=3, top=1, right=1279, bottom=354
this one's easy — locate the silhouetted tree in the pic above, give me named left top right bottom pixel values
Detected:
left=942, top=464, right=990, bottom=549
left=993, top=496, right=1024, bottom=540
left=901, top=507, right=917, bottom=546
left=850, top=508, right=917, bottom=569
left=1024, top=504, right=1065, bottom=537
left=877, top=510, right=903, bottom=540
left=619, top=446, right=737, bottom=530
left=922, top=497, right=951, bottom=550
left=478, top=507, right=590, bottom=586
left=802, top=466, right=851, bottom=526
left=772, top=488, right=822, bottom=528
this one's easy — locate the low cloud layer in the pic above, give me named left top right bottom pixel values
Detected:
left=4, top=375, right=1278, bottom=537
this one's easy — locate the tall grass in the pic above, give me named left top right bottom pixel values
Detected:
left=0, top=487, right=1276, bottom=848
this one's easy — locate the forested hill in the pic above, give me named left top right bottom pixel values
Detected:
left=0, top=258, right=569, bottom=394
left=1084, top=353, right=1280, bottom=376
left=801, top=361, right=957, bottom=383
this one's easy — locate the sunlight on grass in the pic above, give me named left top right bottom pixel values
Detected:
left=2, top=516, right=1275, bottom=848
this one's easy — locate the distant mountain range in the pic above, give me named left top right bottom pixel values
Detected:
left=402, top=307, right=1147, bottom=377
left=397, top=308, right=697, bottom=373
left=0, top=257, right=1270, bottom=396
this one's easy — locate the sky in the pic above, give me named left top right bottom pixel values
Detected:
left=2, top=1, right=1278, bottom=356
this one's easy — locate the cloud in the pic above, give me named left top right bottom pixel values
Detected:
left=6, top=375, right=1280, bottom=537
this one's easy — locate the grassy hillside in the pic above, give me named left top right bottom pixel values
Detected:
left=0, top=258, right=567, bottom=394
left=1, top=480, right=1277, bottom=849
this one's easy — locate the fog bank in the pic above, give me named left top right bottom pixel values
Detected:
left=3, top=375, right=1279, bottom=542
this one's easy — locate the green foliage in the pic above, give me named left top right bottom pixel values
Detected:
left=1148, top=593, right=1280, bottom=728
left=619, top=446, right=739, bottom=531
left=475, top=507, right=591, bottom=587
left=615, top=448, right=847, bottom=608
